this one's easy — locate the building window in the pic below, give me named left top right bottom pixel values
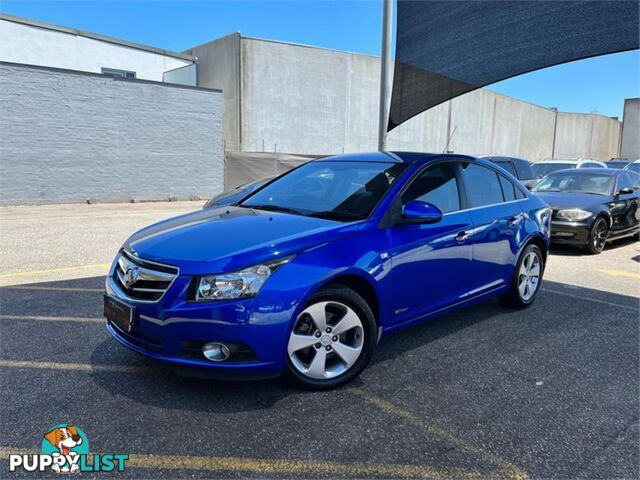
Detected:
left=101, top=68, right=136, bottom=79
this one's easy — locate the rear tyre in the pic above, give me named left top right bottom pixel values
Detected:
left=285, top=286, right=376, bottom=390
left=501, top=244, right=544, bottom=309
left=585, top=217, right=608, bottom=254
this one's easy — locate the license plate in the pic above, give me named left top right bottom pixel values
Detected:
left=104, top=295, right=134, bottom=333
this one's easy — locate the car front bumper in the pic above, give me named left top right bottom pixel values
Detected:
left=550, top=220, right=592, bottom=246
left=104, top=270, right=296, bottom=379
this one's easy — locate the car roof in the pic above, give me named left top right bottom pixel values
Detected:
left=476, top=154, right=530, bottom=163
left=539, top=159, right=580, bottom=164
left=316, top=151, right=476, bottom=164
left=549, top=167, right=620, bottom=175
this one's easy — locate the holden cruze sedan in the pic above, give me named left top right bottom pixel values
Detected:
left=532, top=168, right=640, bottom=254
left=104, top=152, right=551, bottom=389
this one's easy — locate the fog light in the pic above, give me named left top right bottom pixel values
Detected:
left=202, top=342, right=231, bottom=362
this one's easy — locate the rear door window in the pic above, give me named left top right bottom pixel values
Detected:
left=461, top=163, right=504, bottom=207
left=498, top=174, right=516, bottom=202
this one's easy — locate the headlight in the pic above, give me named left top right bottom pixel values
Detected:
left=555, top=208, right=593, bottom=222
left=194, top=256, right=293, bottom=301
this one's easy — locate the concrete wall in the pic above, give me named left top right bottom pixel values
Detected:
left=553, top=113, right=621, bottom=159
left=196, top=36, right=622, bottom=161
left=621, top=98, right=640, bottom=159
left=0, top=17, right=192, bottom=82
left=241, top=38, right=353, bottom=154
left=0, top=62, right=223, bottom=205
left=185, top=34, right=241, bottom=151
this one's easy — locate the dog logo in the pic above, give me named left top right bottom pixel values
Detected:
left=123, top=264, right=139, bottom=287
left=42, top=424, right=89, bottom=473
left=9, top=424, right=128, bottom=473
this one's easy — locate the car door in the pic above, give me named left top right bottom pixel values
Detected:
left=611, top=172, right=640, bottom=232
left=385, top=161, right=474, bottom=324
left=459, top=162, right=524, bottom=296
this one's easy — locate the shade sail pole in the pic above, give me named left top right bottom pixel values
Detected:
left=378, top=0, right=393, bottom=151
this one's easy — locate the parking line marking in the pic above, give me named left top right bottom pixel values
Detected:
left=347, top=388, right=528, bottom=480
left=0, top=360, right=153, bottom=374
left=597, top=269, right=640, bottom=280
left=0, top=285, right=104, bottom=292
left=0, top=315, right=103, bottom=323
left=0, top=447, right=480, bottom=478
left=541, top=288, right=638, bottom=311
left=0, top=264, right=110, bottom=279
left=0, top=212, right=186, bottom=222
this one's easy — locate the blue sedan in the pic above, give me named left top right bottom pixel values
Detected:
left=104, top=152, right=551, bottom=388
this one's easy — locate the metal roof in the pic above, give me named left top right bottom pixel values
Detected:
left=0, top=13, right=195, bottom=62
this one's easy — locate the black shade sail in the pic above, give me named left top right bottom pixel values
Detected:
left=389, top=0, right=640, bottom=131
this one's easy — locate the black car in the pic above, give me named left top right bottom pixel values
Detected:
left=480, top=155, right=538, bottom=189
left=532, top=168, right=640, bottom=253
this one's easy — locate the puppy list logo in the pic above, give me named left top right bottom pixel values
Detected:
left=9, top=424, right=128, bottom=474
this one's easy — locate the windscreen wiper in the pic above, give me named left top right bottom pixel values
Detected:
left=308, top=210, right=365, bottom=221
left=244, top=204, right=303, bottom=215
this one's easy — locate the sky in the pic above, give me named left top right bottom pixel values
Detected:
left=2, top=0, right=638, bottom=118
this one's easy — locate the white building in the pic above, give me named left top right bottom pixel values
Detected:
left=0, top=13, right=196, bottom=85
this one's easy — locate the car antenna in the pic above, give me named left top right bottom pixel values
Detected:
left=443, top=125, right=457, bottom=153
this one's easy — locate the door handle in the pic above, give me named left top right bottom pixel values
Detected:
left=508, top=215, right=521, bottom=226
left=455, top=231, right=471, bottom=242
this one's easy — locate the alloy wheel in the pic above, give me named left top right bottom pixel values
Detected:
left=593, top=220, right=608, bottom=252
left=287, top=301, right=364, bottom=380
left=518, top=251, right=541, bottom=301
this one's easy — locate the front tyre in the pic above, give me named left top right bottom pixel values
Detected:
left=586, top=217, right=608, bottom=254
left=501, top=244, right=544, bottom=308
left=285, top=286, right=376, bottom=389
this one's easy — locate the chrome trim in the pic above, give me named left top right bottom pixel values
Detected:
left=443, top=198, right=528, bottom=217
left=121, top=248, right=178, bottom=272
left=112, top=250, right=179, bottom=303
left=551, top=220, right=589, bottom=227
left=118, top=256, right=175, bottom=283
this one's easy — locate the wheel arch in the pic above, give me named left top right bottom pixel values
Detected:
left=594, top=211, right=612, bottom=228
left=524, top=234, right=548, bottom=265
left=319, top=273, right=381, bottom=328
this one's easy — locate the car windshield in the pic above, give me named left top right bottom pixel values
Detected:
left=241, top=161, right=407, bottom=221
left=531, top=163, right=575, bottom=178
left=626, top=163, right=640, bottom=173
left=532, top=172, right=615, bottom=195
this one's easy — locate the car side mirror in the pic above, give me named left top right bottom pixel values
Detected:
left=618, top=187, right=634, bottom=195
left=400, top=201, right=443, bottom=224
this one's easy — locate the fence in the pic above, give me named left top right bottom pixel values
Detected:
left=224, top=151, right=324, bottom=189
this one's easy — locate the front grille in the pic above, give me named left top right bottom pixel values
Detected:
left=113, top=250, right=178, bottom=301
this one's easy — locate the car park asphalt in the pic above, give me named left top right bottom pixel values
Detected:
left=0, top=201, right=638, bottom=479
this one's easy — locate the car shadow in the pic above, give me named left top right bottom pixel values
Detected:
left=2, top=275, right=638, bottom=415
